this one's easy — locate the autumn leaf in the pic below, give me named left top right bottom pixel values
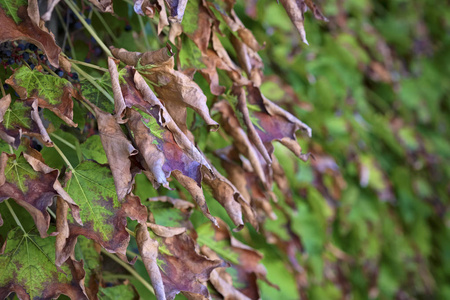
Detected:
left=0, top=0, right=61, bottom=67
left=56, top=161, right=147, bottom=265
left=0, top=151, right=81, bottom=237
left=198, top=219, right=276, bottom=299
left=0, top=96, right=52, bottom=148
left=111, top=46, right=219, bottom=133
left=137, top=223, right=227, bottom=300
left=0, top=227, right=88, bottom=300
left=6, top=66, right=76, bottom=127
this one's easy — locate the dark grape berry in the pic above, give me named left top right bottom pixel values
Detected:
left=14, top=91, right=19, bottom=97
left=74, top=22, right=83, bottom=30
left=72, top=72, right=79, bottom=80
left=3, top=84, right=9, bottom=90
left=29, top=63, right=35, bottom=70
left=28, top=44, right=37, bottom=51
left=8, top=58, right=14, bottom=65
left=22, top=52, right=30, bottom=61
left=94, top=47, right=102, bottom=56
left=85, top=18, right=91, bottom=25
left=85, top=58, right=91, bottom=63
left=17, top=43, right=25, bottom=51
left=125, top=24, right=132, bottom=31
left=39, top=54, right=45, bottom=60
left=5, top=50, right=12, bottom=57
left=56, top=69, right=64, bottom=77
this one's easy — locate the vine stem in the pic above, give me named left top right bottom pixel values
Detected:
left=55, top=6, right=77, bottom=59
left=53, top=143, right=74, bottom=171
left=138, top=15, right=151, bottom=50
left=63, top=0, right=112, bottom=57
left=0, top=78, right=6, bottom=97
left=101, top=249, right=155, bottom=295
left=5, top=200, right=27, bottom=234
left=70, top=63, right=115, bottom=105
left=69, top=59, right=108, bottom=72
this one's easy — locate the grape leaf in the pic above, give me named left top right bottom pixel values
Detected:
left=0, top=227, right=88, bottom=300
left=0, top=96, right=52, bottom=148
left=57, top=161, right=147, bottom=264
left=0, top=0, right=61, bottom=67
left=0, top=151, right=81, bottom=238
left=98, top=285, right=136, bottom=299
left=6, top=66, right=76, bottom=126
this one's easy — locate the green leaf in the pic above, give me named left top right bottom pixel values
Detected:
left=98, top=285, right=136, bottom=299
left=196, top=222, right=239, bottom=264
left=2, top=100, right=32, bottom=130
left=179, top=37, right=206, bottom=70
left=80, top=135, right=108, bottom=164
left=66, top=161, right=120, bottom=240
left=11, top=66, right=72, bottom=105
left=80, top=76, right=115, bottom=114
left=0, top=227, right=86, bottom=299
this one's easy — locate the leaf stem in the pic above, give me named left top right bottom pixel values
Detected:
left=63, top=0, right=112, bottom=57
left=4, top=200, right=26, bottom=234
left=101, top=249, right=155, bottom=295
left=47, top=207, right=57, bottom=219
left=138, top=15, right=151, bottom=50
left=55, top=6, right=77, bottom=59
left=50, top=133, right=77, bottom=151
left=125, top=227, right=136, bottom=237
left=53, top=143, right=75, bottom=171
left=69, top=59, right=108, bottom=72
left=70, top=63, right=115, bottom=105
left=0, top=78, right=6, bottom=97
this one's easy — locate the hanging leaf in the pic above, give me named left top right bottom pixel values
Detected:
left=0, top=0, right=61, bottom=67
left=0, top=96, right=52, bottom=148
left=0, top=227, right=88, bottom=300
left=57, top=161, right=147, bottom=265
left=6, top=66, right=76, bottom=126
left=0, top=151, right=81, bottom=238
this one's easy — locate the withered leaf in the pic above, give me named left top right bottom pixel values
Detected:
left=0, top=0, right=61, bottom=67
left=203, top=165, right=258, bottom=231
left=56, top=162, right=147, bottom=266
left=0, top=227, right=88, bottom=300
left=0, top=151, right=81, bottom=238
left=111, top=46, right=219, bottom=132
left=139, top=224, right=227, bottom=300
left=212, top=99, right=268, bottom=186
left=279, top=0, right=327, bottom=44
left=94, top=105, right=138, bottom=200
left=0, top=97, right=52, bottom=148
left=198, top=219, right=275, bottom=299
left=136, top=223, right=166, bottom=300
left=165, top=0, right=188, bottom=23
left=6, top=66, right=76, bottom=127
left=247, top=85, right=311, bottom=161
left=88, top=0, right=113, bottom=13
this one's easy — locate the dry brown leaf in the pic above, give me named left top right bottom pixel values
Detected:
left=147, top=222, right=186, bottom=237
left=279, top=0, right=308, bottom=44
left=247, top=85, right=311, bottom=161
left=88, top=0, right=114, bottom=13
left=0, top=98, right=52, bottom=148
left=0, top=0, right=61, bottom=67
left=172, top=170, right=218, bottom=227
left=0, top=151, right=81, bottom=238
left=212, top=100, right=267, bottom=186
left=94, top=106, right=138, bottom=200
left=111, top=46, right=219, bottom=133
left=136, top=223, right=167, bottom=300
left=108, top=57, right=127, bottom=123
left=233, top=85, right=271, bottom=164
left=203, top=165, right=258, bottom=231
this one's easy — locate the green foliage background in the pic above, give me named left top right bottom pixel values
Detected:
left=240, top=0, right=450, bottom=298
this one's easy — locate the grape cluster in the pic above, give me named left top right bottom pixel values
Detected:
left=0, top=41, right=79, bottom=82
